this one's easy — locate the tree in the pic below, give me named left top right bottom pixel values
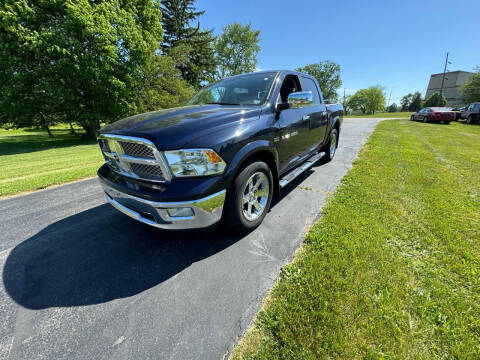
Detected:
left=387, top=103, right=398, bottom=112
left=135, top=53, right=195, bottom=113
left=214, top=22, right=260, bottom=80
left=347, top=89, right=368, bottom=114
left=401, top=92, right=423, bottom=112
left=341, top=94, right=352, bottom=115
left=400, top=93, right=414, bottom=111
left=363, top=86, right=385, bottom=114
left=295, top=61, right=342, bottom=102
left=424, top=92, right=447, bottom=107
left=160, top=0, right=216, bottom=88
left=348, top=86, right=385, bottom=114
left=409, top=92, right=423, bottom=111
left=0, top=0, right=163, bottom=138
left=460, top=68, right=480, bottom=104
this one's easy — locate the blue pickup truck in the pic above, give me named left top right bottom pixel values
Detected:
left=97, top=70, right=343, bottom=232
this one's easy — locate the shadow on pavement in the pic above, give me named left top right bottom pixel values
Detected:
left=3, top=204, right=244, bottom=309
left=3, top=155, right=326, bottom=310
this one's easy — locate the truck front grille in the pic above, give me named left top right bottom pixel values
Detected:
left=129, top=163, right=165, bottom=180
left=97, top=135, right=170, bottom=182
left=118, top=141, right=155, bottom=159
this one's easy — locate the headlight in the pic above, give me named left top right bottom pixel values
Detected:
left=164, top=149, right=226, bottom=177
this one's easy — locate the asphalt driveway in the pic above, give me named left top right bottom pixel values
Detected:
left=0, top=118, right=386, bottom=359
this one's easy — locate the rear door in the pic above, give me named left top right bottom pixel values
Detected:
left=299, top=76, right=328, bottom=152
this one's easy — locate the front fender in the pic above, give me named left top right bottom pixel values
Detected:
left=223, top=140, right=278, bottom=188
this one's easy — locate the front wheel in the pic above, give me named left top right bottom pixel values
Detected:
left=467, top=115, right=474, bottom=124
left=223, top=160, right=273, bottom=232
left=410, top=115, right=414, bottom=121
left=423, top=116, right=429, bottom=123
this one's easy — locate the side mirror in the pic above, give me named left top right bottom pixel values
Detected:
left=287, top=91, right=313, bottom=109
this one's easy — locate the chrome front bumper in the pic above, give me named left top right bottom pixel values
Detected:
left=102, top=184, right=226, bottom=230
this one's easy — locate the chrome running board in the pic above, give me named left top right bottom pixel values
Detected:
left=279, top=152, right=325, bottom=188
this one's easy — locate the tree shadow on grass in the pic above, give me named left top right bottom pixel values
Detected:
left=0, top=129, right=95, bottom=156
left=2, top=204, right=244, bottom=309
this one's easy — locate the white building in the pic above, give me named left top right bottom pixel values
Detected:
left=425, top=71, right=473, bottom=106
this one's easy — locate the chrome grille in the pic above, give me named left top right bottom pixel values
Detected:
left=97, top=134, right=170, bottom=182
left=129, top=163, right=164, bottom=179
left=98, top=139, right=110, bottom=152
left=118, top=141, right=155, bottom=159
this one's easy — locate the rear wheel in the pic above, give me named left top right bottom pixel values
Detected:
left=223, top=160, right=273, bottom=232
left=323, top=128, right=338, bottom=162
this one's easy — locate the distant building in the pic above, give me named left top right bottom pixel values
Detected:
left=425, top=70, right=473, bottom=106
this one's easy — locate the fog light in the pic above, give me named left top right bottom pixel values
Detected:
left=167, top=207, right=194, bottom=218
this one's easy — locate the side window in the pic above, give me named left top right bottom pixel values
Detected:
left=299, top=77, right=321, bottom=105
left=279, top=75, right=301, bottom=103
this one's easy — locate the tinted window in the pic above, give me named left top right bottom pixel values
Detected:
left=279, top=75, right=301, bottom=103
left=187, top=73, right=276, bottom=106
left=300, top=77, right=321, bottom=105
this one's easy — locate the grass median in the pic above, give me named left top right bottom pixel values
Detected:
left=232, top=121, right=480, bottom=359
left=0, top=127, right=103, bottom=197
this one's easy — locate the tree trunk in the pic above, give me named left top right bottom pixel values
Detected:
left=81, top=122, right=99, bottom=140
left=68, top=121, right=78, bottom=136
left=40, top=115, right=54, bottom=138
left=45, top=124, right=54, bottom=138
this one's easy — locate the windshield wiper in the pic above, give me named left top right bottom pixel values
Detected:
left=205, top=102, right=240, bottom=105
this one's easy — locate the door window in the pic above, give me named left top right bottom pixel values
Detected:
left=299, top=77, right=321, bottom=105
left=278, top=75, right=301, bottom=103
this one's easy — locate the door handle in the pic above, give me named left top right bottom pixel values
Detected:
left=302, top=115, right=310, bottom=121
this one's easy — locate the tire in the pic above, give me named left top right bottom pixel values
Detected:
left=410, top=115, right=414, bottom=121
left=323, top=128, right=338, bottom=162
left=423, top=116, right=428, bottom=123
left=445, top=121, right=451, bottom=125
left=223, top=160, right=273, bottom=232
left=467, top=115, right=474, bottom=125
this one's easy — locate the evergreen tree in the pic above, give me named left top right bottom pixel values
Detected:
left=160, top=0, right=216, bottom=87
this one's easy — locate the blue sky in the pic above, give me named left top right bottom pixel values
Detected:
left=196, top=0, right=480, bottom=104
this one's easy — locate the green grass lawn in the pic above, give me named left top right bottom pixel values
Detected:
left=232, top=121, right=480, bottom=359
left=0, top=127, right=103, bottom=197
left=346, top=111, right=412, bottom=118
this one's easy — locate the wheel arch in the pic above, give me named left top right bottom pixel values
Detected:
left=223, top=140, right=280, bottom=197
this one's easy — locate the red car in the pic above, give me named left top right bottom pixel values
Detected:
left=410, top=107, right=455, bottom=124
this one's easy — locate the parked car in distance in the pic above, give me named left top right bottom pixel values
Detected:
left=410, top=107, right=455, bottom=124
left=451, top=106, right=465, bottom=121
left=96, top=70, right=344, bottom=232
left=458, top=103, right=480, bottom=124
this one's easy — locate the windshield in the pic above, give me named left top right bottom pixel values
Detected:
left=187, top=72, right=276, bottom=106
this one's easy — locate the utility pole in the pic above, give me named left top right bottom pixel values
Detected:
left=387, top=91, right=392, bottom=108
left=439, top=52, right=449, bottom=97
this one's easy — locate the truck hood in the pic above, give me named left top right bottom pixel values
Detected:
left=99, top=105, right=263, bottom=149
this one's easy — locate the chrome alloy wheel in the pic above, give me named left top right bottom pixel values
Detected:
left=242, top=172, right=270, bottom=221
left=330, top=131, right=337, bottom=158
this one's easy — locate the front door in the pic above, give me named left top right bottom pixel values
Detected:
left=274, top=75, right=311, bottom=174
